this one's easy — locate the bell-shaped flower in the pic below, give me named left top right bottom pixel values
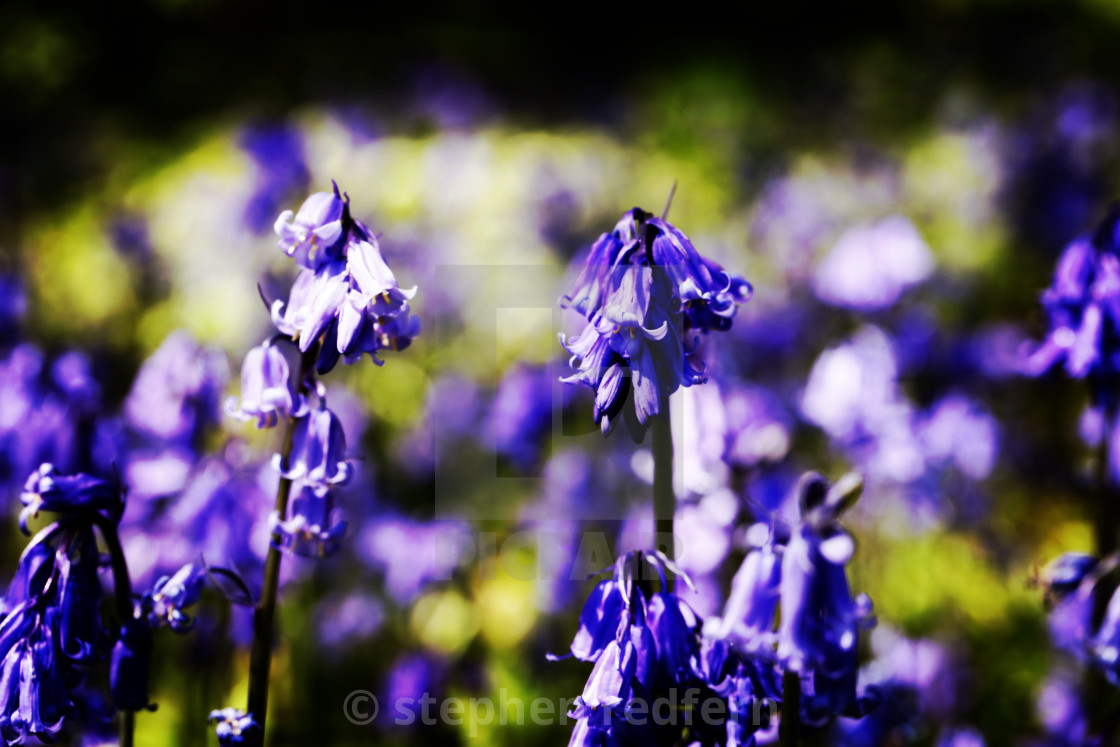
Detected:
left=0, top=614, right=70, bottom=744
left=269, top=481, right=347, bottom=558
left=333, top=239, right=420, bottom=369
left=1023, top=206, right=1120, bottom=409
left=551, top=578, right=629, bottom=663
left=209, top=708, right=261, bottom=746
left=109, top=618, right=154, bottom=712
left=646, top=591, right=700, bottom=689
left=270, top=259, right=349, bottom=355
left=776, top=523, right=875, bottom=721
left=272, top=406, right=352, bottom=489
left=225, top=342, right=308, bottom=428
left=56, top=529, right=110, bottom=663
left=570, top=636, right=638, bottom=716
left=140, top=563, right=208, bottom=633
left=274, top=184, right=346, bottom=270
left=271, top=187, right=419, bottom=374
left=707, top=527, right=783, bottom=651
left=561, top=308, right=704, bottom=439
left=19, top=464, right=122, bottom=535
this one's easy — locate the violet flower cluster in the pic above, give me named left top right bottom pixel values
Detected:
left=0, top=464, right=206, bottom=745
left=551, top=550, right=778, bottom=747
left=226, top=183, right=418, bottom=560
left=1037, top=552, right=1120, bottom=680
left=560, top=208, right=752, bottom=439
left=269, top=182, right=420, bottom=375
left=1023, top=205, right=1120, bottom=411
left=704, top=472, right=878, bottom=727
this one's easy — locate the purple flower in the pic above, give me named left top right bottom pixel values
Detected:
left=209, top=708, right=260, bottom=746
left=0, top=614, right=70, bottom=743
left=1023, top=205, right=1120, bottom=409
left=270, top=186, right=420, bottom=374
left=559, top=207, right=749, bottom=438
left=776, top=476, right=876, bottom=723
left=273, top=184, right=345, bottom=270
left=269, top=480, right=347, bottom=558
left=19, top=464, right=122, bottom=535
left=646, top=591, right=700, bottom=690
left=706, top=527, right=782, bottom=652
left=563, top=209, right=751, bottom=334
left=272, top=406, right=352, bottom=489
left=560, top=307, right=704, bottom=438
left=225, top=342, right=308, bottom=428
left=331, top=238, right=420, bottom=368
left=140, top=564, right=207, bottom=633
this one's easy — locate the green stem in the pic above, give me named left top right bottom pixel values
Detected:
left=245, top=344, right=315, bottom=745
left=779, top=670, right=800, bottom=747
left=245, top=417, right=296, bottom=744
left=91, top=515, right=136, bottom=747
left=652, top=397, right=675, bottom=591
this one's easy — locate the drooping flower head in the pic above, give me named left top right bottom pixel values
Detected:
left=560, top=207, right=751, bottom=438
left=269, top=480, right=347, bottom=559
left=273, top=183, right=346, bottom=270
left=270, top=184, right=420, bottom=374
left=1023, top=204, right=1120, bottom=410
left=707, top=471, right=878, bottom=726
left=225, top=341, right=308, bottom=429
left=271, top=405, right=352, bottom=490
left=0, top=465, right=137, bottom=742
left=20, top=464, right=123, bottom=536
left=776, top=473, right=877, bottom=724
left=553, top=550, right=775, bottom=747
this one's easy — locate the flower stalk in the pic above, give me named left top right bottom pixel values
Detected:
left=780, top=669, right=800, bottom=747
left=90, top=513, right=137, bottom=747
left=652, top=399, right=675, bottom=590
left=245, top=343, right=315, bottom=745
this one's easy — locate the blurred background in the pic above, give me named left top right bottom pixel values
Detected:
left=2, top=4, right=1120, bottom=745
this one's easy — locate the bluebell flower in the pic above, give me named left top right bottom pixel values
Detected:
left=109, top=618, right=154, bottom=712
left=1036, top=553, right=1100, bottom=659
left=56, top=528, right=111, bottom=663
left=1023, top=205, right=1120, bottom=409
left=0, top=611, right=70, bottom=744
left=777, top=475, right=876, bottom=723
left=273, top=184, right=345, bottom=270
left=560, top=307, right=704, bottom=437
left=271, top=186, right=420, bottom=374
left=563, top=208, right=751, bottom=334
left=209, top=708, right=260, bottom=746
left=560, top=207, right=748, bottom=437
left=225, top=341, right=308, bottom=428
left=706, top=526, right=783, bottom=652
left=272, top=406, right=352, bottom=489
left=646, top=591, right=700, bottom=689
left=269, top=480, right=347, bottom=558
left=140, top=564, right=207, bottom=633
left=19, top=464, right=122, bottom=535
